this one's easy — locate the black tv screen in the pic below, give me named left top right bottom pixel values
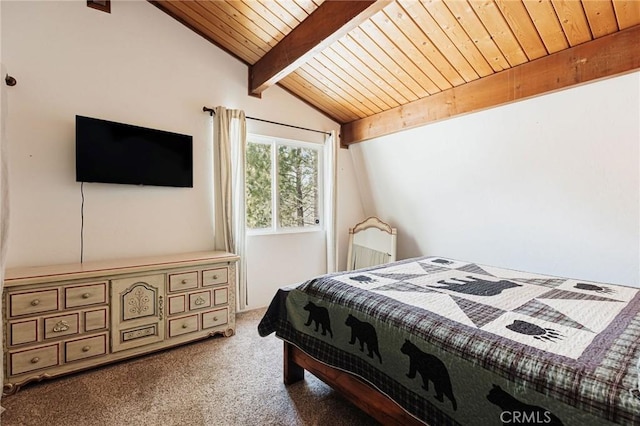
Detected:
left=76, top=116, right=193, bottom=188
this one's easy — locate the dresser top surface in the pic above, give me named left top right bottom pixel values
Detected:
left=4, top=251, right=238, bottom=287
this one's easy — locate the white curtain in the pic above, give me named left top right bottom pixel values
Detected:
left=324, top=130, right=338, bottom=273
left=0, top=62, right=10, bottom=411
left=213, top=106, right=248, bottom=311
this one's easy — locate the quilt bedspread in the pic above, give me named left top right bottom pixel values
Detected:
left=258, top=257, right=640, bottom=425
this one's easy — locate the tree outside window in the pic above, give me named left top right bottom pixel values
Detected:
left=246, top=142, right=271, bottom=229
left=246, top=135, right=322, bottom=232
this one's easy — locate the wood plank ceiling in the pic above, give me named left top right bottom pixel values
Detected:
left=152, top=0, right=640, bottom=145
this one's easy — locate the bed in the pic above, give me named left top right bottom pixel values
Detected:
left=258, top=256, right=640, bottom=425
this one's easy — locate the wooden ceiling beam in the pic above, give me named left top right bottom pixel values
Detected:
left=341, top=24, right=640, bottom=146
left=249, top=0, right=390, bottom=97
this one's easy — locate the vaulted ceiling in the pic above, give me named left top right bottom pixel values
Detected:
left=151, top=1, right=640, bottom=145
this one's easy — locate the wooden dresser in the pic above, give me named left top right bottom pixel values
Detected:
left=2, top=251, right=238, bottom=395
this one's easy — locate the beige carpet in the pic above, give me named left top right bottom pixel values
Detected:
left=1, top=309, right=379, bottom=426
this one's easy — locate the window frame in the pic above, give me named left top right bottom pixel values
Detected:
left=246, top=134, right=324, bottom=235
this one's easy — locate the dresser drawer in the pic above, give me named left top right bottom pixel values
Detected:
left=213, top=287, right=228, bottom=306
left=44, top=313, right=79, bottom=339
left=168, top=271, right=198, bottom=292
left=10, top=344, right=59, bottom=376
left=202, top=308, right=228, bottom=329
left=65, top=282, right=106, bottom=308
left=9, top=319, right=38, bottom=346
left=202, top=267, right=228, bottom=287
left=84, top=308, right=108, bottom=332
left=65, top=334, right=107, bottom=362
left=168, top=294, right=186, bottom=315
left=189, top=290, right=211, bottom=311
left=168, top=314, right=199, bottom=337
left=9, top=289, right=59, bottom=317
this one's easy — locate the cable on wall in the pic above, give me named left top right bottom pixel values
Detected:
left=80, top=182, right=85, bottom=263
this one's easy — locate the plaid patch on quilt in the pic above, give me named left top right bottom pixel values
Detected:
left=259, top=257, right=640, bottom=425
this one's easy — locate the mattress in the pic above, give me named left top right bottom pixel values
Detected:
left=258, top=257, right=640, bottom=425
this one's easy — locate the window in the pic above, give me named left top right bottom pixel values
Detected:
left=246, top=135, right=323, bottom=232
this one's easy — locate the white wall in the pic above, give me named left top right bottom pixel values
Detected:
left=0, top=0, right=5, bottom=393
left=351, top=72, right=640, bottom=287
left=1, top=1, right=364, bottom=308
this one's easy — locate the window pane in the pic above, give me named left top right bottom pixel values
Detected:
left=277, top=145, right=319, bottom=228
left=246, top=143, right=272, bottom=229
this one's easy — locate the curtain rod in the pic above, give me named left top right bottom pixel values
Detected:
left=202, top=106, right=331, bottom=136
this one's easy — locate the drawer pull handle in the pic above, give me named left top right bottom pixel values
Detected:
left=181, top=279, right=187, bottom=284
left=82, top=346, right=91, bottom=352
left=82, top=293, right=91, bottom=299
left=31, top=299, right=40, bottom=306
left=182, top=323, right=188, bottom=329
left=30, top=357, right=40, bottom=364
left=212, top=275, right=218, bottom=280
left=53, top=320, right=70, bottom=332
left=194, top=296, right=206, bottom=306
left=213, top=317, right=218, bottom=322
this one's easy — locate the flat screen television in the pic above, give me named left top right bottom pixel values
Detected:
left=76, top=115, right=193, bottom=188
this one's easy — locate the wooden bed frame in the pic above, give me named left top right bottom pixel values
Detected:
left=283, top=342, right=426, bottom=426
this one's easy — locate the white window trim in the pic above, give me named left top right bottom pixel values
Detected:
left=246, top=134, right=324, bottom=236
